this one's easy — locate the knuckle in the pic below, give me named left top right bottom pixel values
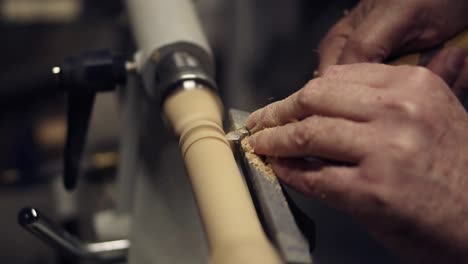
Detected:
left=400, top=100, right=425, bottom=121
left=382, top=99, right=423, bottom=120
left=303, top=175, right=321, bottom=195
left=411, top=66, right=449, bottom=96
left=381, top=95, right=430, bottom=123
left=303, top=78, right=321, bottom=93
left=409, top=66, right=437, bottom=88
left=382, top=103, right=436, bottom=141
left=297, top=79, right=320, bottom=109
left=383, top=66, right=444, bottom=122
left=296, top=92, right=311, bottom=113
left=291, top=117, right=320, bottom=149
left=291, top=123, right=312, bottom=149
left=388, top=128, right=423, bottom=159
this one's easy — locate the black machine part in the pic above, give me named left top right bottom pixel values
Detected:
left=55, top=50, right=126, bottom=190
left=58, top=43, right=216, bottom=191
left=18, top=207, right=129, bottom=263
left=138, top=42, right=217, bottom=105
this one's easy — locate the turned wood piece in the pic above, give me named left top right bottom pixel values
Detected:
left=163, top=87, right=282, bottom=264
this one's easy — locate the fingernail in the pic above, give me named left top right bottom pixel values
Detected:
left=447, top=48, right=466, bottom=73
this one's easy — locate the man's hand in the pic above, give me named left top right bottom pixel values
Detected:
left=246, top=64, right=468, bottom=262
left=319, top=0, right=468, bottom=70
left=318, top=0, right=468, bottom=99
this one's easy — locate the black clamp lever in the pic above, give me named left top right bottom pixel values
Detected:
left=54, top=50, right=127, bottom=191
left=18, top=207, right=129, bottom=262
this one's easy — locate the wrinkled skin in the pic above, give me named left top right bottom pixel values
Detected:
left=246, top=64, right=468, bottom=262
left=319, top=0, right=468, bottom=69
left=318, top=0, right=468, bottom=98
left=246, top=1, right=468, bottom=261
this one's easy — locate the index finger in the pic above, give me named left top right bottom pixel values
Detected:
left=246, top=78, right=377, bottom=133
left=249, top=115, right=370, bottom=163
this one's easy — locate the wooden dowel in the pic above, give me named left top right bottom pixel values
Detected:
left=163, top=87, right=282, bottom=264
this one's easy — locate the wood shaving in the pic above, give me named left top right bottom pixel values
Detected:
left=241, top=137, right=277, bottom=182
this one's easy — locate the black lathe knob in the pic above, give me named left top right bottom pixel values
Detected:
left=54, top=50, right=126, bottom=191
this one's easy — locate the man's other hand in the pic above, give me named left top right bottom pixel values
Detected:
left=318, top=0, right=468, bottom=74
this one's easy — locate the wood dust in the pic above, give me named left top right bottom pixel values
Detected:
left=241, top=137, right=277, bottom=182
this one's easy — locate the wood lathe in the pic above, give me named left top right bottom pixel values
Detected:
left=16, top=0, right=313, bottom=263
left=16, top=0, right=468, bottom=262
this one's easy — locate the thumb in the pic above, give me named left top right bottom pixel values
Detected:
left=338, top=7, right=412, bottom=64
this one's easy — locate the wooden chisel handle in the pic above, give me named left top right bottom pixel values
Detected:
left=389, top=28, right=468, bottom=66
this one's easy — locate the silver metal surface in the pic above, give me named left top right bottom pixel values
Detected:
left=125, top=61, right=137, bottom=72
left=152, top=47, right=217, bottom=102
left=229, top=108, right=313, bottom=264
left=225, top=126, right=250, bottom=142
left=87, top=239, right=130, bottom=254
left=18, top=207, right=129, bottom=262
